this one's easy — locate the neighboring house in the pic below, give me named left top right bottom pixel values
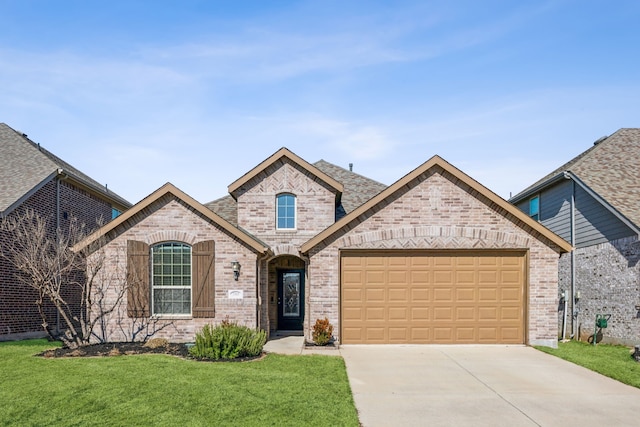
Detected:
left=0, top=123, right=131, bottom=340
left=77, top=148, right=570, bottom=347
left=510, top=129, right=640, bottom=345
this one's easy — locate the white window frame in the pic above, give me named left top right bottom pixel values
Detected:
left=276, top=193, right=297, bottom=230
left=151, top=242, right=192, bottom=316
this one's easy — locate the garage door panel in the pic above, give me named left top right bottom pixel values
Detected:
left=478, top=307, right=498, bottom=320
left=341, top=251, right=525, bottom=344
left=478, top=288, right=497, bottom=301
left=366, top=288, right=385, bottom=302
left=456, top=307, right=475, bottom=321
left=433, top=307, right=453, bottom=321
left=388, top=307, right=408, bottom=320
left=411, top=307, right=429, bottom=320
left=343, top=288, right=363, bottom=302
left=456, top=288, right=475, bottom=301
left=411, top=288, right=430, bottom=301
left=366, top=307, right=385, bottom=321
left=366, top=271, right=385, bottom=284
left=388, top=288, right=408, bottom=302
left=434, top=288, right=453, bottom=301
left=456, top=328, right=475, bottom=341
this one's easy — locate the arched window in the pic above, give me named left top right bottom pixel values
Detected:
left=151, top=242, right=191, bottom=315
left=276, top=193, right=296, bottom=229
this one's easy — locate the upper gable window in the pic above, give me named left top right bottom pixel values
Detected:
left=276, top=193, right=296, bottom=229
left=529, top=196, right=540, bottom=222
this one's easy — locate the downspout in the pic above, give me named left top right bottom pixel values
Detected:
left=55, top=174, right=61, bottom=335
left=569, top=177, right=577, bottom=339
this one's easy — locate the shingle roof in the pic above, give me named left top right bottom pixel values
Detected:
left=511, top=128, right=640, bottom=227
left=203, top=159, right=387, bottom=225
left=313, top=160, right=387, bottom=214
left=204, top=195, right=237, bottom=226
left=0, top=123, right=131, bottom=214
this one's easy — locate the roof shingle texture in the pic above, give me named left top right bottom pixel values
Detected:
left=0, top=123, right=130, bottom=213
left=203, top=160, right=387, bottom=225
left=514, top=128, right=640, bottom=227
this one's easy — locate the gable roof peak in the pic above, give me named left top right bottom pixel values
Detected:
left=227, top=147, right=344, bottom=197
left=302, top=154, right=571, bottom=254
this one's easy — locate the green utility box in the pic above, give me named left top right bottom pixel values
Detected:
left=593, top=314, right=611, bottom=346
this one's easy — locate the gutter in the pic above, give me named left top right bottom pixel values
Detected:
left=509, top=172, right=567, bottom=204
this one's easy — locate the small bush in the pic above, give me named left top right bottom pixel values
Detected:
left=189, top=322, right=267, bottom=360
left=312, top=318, right=334, bottom=346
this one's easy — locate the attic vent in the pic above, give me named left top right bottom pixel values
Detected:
left=349, top=163, right=353, bottom=172
left=593, top=136, right=608, bottom=145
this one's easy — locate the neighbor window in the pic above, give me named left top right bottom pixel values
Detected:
left=529, top=196, right=540, bottom=221
left=112, top=207, right=121, bottom=219
left=151, top=242, right=191, bottom=315
left=276, top=193, right=296, bottom=229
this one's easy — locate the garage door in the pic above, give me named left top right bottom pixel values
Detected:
left=341, top=251, right=526, bottom=344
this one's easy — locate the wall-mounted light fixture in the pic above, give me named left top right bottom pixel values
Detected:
left=231, top=261, right=241, bottom=281
left=574, top=291, right=581, bottom=303
left=560, top=289, right=566, bottom=302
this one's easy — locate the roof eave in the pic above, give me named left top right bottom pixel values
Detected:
left=73, top=183, right=269, bottom=254
left=509, top=172, right=568, bottom=204
left=0, top=170, right=60, bottom=219
left=566, top=172, right=640, bottom=237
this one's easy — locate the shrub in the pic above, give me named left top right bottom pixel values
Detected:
left=312, top=318, right=334, bottom=346
left=189, top=322, right=267, bottom=360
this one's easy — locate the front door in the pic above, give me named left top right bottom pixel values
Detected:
left=277, top=269, right=305, bottom=330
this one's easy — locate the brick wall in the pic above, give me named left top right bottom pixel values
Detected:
left=235, top=159, right=336, bottom=250
left=307, top=168, right=562, bottom=347
left=0, top=178, right=113, bottom=339
left=559, top=236, right=640, bottom=345
left=89, top=196, right=259, bottom=343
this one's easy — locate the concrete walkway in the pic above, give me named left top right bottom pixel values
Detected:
left=341, top=345, right=640, bottom=427
left=263, top=334, right=342, bottom=356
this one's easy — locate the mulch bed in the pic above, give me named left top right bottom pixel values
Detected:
left=40, top=342, right=191, bottom=359
left=38, top=342, right=263, bottom=362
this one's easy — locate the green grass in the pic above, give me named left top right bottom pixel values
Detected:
left=0, top=339, right=359, bottom=427
left=536, top=340, right=640, bottom=388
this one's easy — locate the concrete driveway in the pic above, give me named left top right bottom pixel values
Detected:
left=341, top=345, right=640, bottom=427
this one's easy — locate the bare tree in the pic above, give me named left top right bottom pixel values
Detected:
left=1, top=209, right=90, bottom=347
left=1, top=208, right=173, bottom=347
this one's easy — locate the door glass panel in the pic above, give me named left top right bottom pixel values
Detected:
left=283, top=272, right=300, bottom=317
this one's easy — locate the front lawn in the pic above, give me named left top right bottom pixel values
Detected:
left=0, top=339, right=359, bottom=426
left=536, top=340, right=640, bottom=388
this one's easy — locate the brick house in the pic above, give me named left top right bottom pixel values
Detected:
left=510, top=129, right=640, bottom=345
left=0, top=123, right=131, bottom=340
left=78, top=148, right=570, bottom=347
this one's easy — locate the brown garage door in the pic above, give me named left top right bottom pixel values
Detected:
left=341, top=251, right=526, bottom=344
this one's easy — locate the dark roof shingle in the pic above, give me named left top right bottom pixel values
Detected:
left=512, top=128, right=640, bottom=227
left=0, top=123, right=131, bottom=214
left=204, top=159, right=387, bottom=224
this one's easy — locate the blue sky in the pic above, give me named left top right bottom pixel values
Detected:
left=1, top=1, right=639, bottom=204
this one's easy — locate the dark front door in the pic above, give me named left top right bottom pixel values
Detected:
left=277, top=269, right=305, bottom=330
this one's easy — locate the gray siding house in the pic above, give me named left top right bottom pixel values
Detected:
left=510, top=128, right=640, bottom=345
